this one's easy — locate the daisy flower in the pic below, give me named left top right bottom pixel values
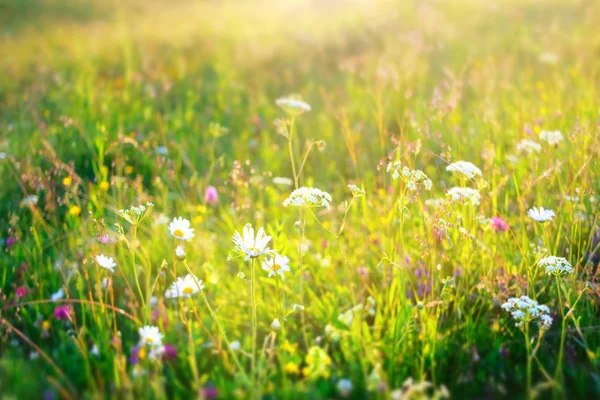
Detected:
left=446, top=161, right=482, bottom=179
left=262, top=254, right=291, bottom=280
left=139, top=325, right=163, bottom=347
left=232, top=223, right=272, bottom=261
left=276, top=97, right=311, bottom=116
left=283, top=187, right=332, bottom=208
left=168, top=217, right=195, bottom=241
left=538, top=256, right=572, bottom=276
left=527, top=207, right=555, bottom=222
left=95, top=254, right=116, bottom=273
left=165, top=274, right=204, bottom=298
left=539, top=130, right=564, bottom=146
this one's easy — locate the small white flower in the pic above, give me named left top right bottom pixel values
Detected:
left=175, top=245, right=186, bottom=261
left=262, top=254, right=291, bottom=280
left=21, top=195, right=39, bottom=207
left=229, top=341, right=241, bottom=351
left=516, top=139, right=542, bottom=155
left=347, top=184, right=366, bottom=197
left=387, top=162, right=432, bottom=191
left=168, top=217, right=195, bottom=241
left=139, top=326, right=163, bottom=347
left=272, top=177, right=294, bottom=186
left=276, top=97, right=311, bottom=116
left=165, top=274, right=204, bottom=298
left=538, top=256, right=572, bottom=276
left=232, top=223, right=272, bottom=261
left=447, top=187, right=481, bottom=206
left=527, top=207, right=555, bottom=222
left=51, top=288, right=64, bottom=301
left=539, top=130, right=564, bottom=146
left=337, top=379, right=354, bottom=397
left=446, top=161, right=482, bottom=179
left=271, top=318, right=281, bottom=331
left=95, top=254, right=116, bottom=273
left=283, top=187, right=332, bottom=208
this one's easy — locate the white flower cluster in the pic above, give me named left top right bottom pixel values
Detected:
left=516, top=139, right=542, bottom=155
left=386, top=162, right=432, bottom=191
left=118, top=202, right=155, bottom=224
left=538, top=256, right=573, bottom=276
left=447, top=187, right=481, bottom=206
left=347, top=184, right=366, bottom=197
left=446, top=161, right=482, bottom=179
left=502, top=296, right=552, bottom=329
left=283, top=187, right=332, bottom=208
left=276, top=97, right=311, bottom=116
left=539, top=130, right=564, bottom=146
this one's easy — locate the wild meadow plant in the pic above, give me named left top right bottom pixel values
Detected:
left=2, top=0, right=600, bottom=399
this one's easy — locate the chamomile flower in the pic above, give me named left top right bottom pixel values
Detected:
left=446, top=161, right=482, bottom=179
left=139, top=326, right=163, bottom=347
left=168, top=217, right=195, bottom=241
left=165, top=274, right=204, bottom=298
left=527, top=207, right=555, bottom=222
left=283, top=187, right=332, bottom=208
left=232, top=223, right=272, bottom=261
left=447, top=187, right=481, bottom=206
left=95, top=254, right=116, bottom=273
left=276, top=97, right=311, bottom=116
left=261, top=254, right=291, bottom=280
left=538, top=256, right=573, bottom=276
left=539, top=130, right=564, bottom=146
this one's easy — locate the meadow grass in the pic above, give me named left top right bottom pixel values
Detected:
left=1, top=0, right=600, bottom=398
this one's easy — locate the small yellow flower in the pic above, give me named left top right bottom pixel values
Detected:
left=125, top=165, right=134, bottom=174
left=192, top=215, right=204, bottom=225
left=100, top=166, right=108, bottom=176
left=99, top=181, right=110, bottom=191
left=138, top=347, right=147, bottom=360
left=69, top=205, right=81, bottom=216
left=280, top=340, right=297, bottom=356
left=284, top=362, right=300, bottom=375
left=62, top=176, right=72, bottom=186
left=42, top=321, right=51, bottom=330
left=196, top=204, right=207, bottom=214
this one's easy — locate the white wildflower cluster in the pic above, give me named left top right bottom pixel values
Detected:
left=347, top=184, right=366, bottom=197
left=539, top=130, right=564, bottom=146
left=21, top=194, right=39, bottom=207
left=283, top=187, right=332, bottom=208
left=446, top=161, right=482, bottom=180
left=391, top=377, right=450, bottom=400
left=272, top=177, right=294, bottom=186
left=447, top=187, right=481, bottom=206
left=516, top=139, right=542, bottom=155
left=502, top=296, right=553, bottom=329
left=538, top=256, right=573, bottom=276
left=386, top=161, right=432, bottom=191
left=118, top=202, right=155, bottom=225
left=275, top=97, right=311, bottom=116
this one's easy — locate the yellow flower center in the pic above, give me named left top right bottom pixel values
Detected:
left=145, top=337, right=154, bottom=343
left=182, top=286, right=194, bottom=295
left=272, top=264, right=281, bottom=271
left=174, top=229, right=185, bottom=237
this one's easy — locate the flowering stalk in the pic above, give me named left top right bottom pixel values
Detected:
left=180, top=260, right=250, bottom=386
left=250, top=258, right=259, bottom=398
